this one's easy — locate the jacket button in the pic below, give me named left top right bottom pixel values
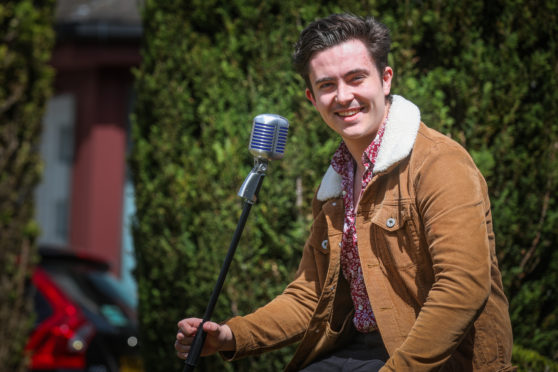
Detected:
left=386, top=218, right=396, bottom=228
left=321, top=240, right=328, bottom=250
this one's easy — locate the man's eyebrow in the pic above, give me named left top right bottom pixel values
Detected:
left=314, top=76, right=335, bottom=85
left=344, top=68, right=369, bottom=78
left=313, top=68, right=370, bottom=86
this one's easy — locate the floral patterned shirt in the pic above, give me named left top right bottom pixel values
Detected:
left=330, top=118, right=388, bottom=333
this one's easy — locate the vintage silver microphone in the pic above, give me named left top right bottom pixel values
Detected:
left=184, top=114, right=289, bottom=372
left=238, top=114, right=289, bottom=203
left=248, top=113, right=289, bottom=160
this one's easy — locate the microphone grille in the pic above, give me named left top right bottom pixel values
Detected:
left=249, top=114, right=289, bottom=160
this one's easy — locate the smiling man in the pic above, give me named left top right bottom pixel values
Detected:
left=176, top=13, right=514, bottom=371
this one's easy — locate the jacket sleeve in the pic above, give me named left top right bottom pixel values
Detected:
left=381, top=141, right=493, bottom=371
left=221, top=200, right=326, bottom=360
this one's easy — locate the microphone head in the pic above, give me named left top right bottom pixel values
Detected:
left=249, top=114, right=289, bottom=160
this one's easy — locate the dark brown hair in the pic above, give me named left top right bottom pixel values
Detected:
left=293, top=13, right=391, bottom=92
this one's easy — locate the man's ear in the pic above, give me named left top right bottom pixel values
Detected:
left=305, top=88, right=316, bottom=106
left=382, top=66, right=393, bottom=96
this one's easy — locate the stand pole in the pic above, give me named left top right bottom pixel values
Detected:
left=183, top=160, right=267, bottom=372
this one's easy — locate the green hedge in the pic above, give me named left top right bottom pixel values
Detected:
left=131, top=0, right=558, bottom=371
left=513, top=345, right=558, bottom=372
left=0, top=1, right=55, bottom=370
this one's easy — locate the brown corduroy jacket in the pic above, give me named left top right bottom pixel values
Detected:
left=223, top=96, right=514, bottom=371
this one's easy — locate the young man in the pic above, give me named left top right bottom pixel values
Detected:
left=176, top=13, right=514, bottom=371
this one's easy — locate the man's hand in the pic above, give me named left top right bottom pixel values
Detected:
left=175, top=318, right=235, bottom=360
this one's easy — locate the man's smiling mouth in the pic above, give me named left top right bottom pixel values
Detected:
left=337, top=108, right=361, bottom=117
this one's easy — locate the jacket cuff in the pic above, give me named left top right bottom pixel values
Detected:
left=218, top=316, right=249, bottom=361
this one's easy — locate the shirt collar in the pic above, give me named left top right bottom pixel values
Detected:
left=331, top=116, right=389, bottom=178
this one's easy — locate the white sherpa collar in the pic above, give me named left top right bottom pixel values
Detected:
left=316, top=95, right=421, bottom=201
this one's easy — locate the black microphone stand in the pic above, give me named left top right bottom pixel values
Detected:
left=183, top=158, right=268, bottom=372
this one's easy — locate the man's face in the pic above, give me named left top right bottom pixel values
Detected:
left=305, top=39, right=392, bottom=152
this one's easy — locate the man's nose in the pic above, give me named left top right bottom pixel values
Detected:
left=335, top=83, right=353, bottom=105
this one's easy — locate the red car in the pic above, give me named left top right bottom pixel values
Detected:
left=26, top=247, right=143, bottom=372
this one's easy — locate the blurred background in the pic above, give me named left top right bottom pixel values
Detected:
left=36, top=0, right=141, bottom=304
left=2, top=1, right=142, bottom=371
left=1, top=0, right=556, bottom=371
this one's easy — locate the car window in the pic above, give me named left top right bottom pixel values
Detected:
left=88, top=271, right=136, bottom=309
left=42, top=262, right=136, bottom=328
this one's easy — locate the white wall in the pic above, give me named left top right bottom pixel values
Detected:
left=35, top=94, right=75, bottom=247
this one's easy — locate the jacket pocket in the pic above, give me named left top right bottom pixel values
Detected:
left=308, top=209, right=330, bottom=252
left=314, top=312, right=355, bottom=361
left=371, top=202, right=418, bottom=269
left=307, top=211, right=334, bottom=290
left=328, top=274, right=353, bottom=332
